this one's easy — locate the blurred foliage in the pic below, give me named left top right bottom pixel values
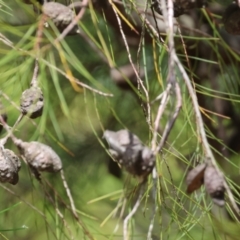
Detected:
left=0, top=0, right=240, bottom=239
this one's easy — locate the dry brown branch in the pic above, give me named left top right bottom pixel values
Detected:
left=31, top=59, right=39, bottom=87
left=155, top=81, right=182, bottom=153
left=110, top=0, right=151, bottom=126
left=123, top=183, right=144, bottom=240
left=60, top=169, right=77, bottom=217
left=174, top=52, right=240, bottom=216
left=151, top=83, right=171, bottom=151
left=147, top=167, right=158, bottom=240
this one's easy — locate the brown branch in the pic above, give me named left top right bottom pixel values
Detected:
left=155, top=81, right=182, bottom=153
left=123, top=183, right=144, bottom=240
left=110, top=0, right=151, bottom=126
left=174, top=54, right=240, bottom=216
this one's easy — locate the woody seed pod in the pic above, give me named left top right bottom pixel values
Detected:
left=186, top=163, right=206, bottom=194
left=152, top=0, right=205, bottom=17
left=204, top=165, right=225, bottom=207
left=42, top=2, right=78, bottom=34
left=15, top=139, right=62, bottom=173
left=20, top=86, right=44, bottom=119
left=103, top=130, right=155, bottom=178
left=0, top=148, right=21, bottom=185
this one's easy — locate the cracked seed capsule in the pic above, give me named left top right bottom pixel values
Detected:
left=42, top=2, right=78, bottom=34
left=103, top=129, right=155, bottom=178
left=186, top=163, right=206, bottom=194
left=152, top=0, right=205, bottom=17
left=20, top=86, right=44, bottom=119
left=15, top=139, right=62, bottom=173
left=0, top=148, right=21, bottom=185
left=204, top=165, right=225, bottom=207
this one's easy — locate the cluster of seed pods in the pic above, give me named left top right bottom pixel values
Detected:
left=186, top=162, right=225, bottom=206
left=0, top=86, right=62, bottom=184
left=0, top=62, right=62, bottom=184
left=103, top=129, right=155, bottom=179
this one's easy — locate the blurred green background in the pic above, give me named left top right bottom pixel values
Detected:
left=0, top=0, right=240, bottom=239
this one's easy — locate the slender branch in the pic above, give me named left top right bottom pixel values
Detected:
left=123, top=184, right=144, bottom=240
left=110, top=0, right=151, bottom=126
left=0, top=114, right=23, bottom=145
left=41, top=184, right=74, bottom=240
left=60, top=169, right=93, bottom=237
left=174, top=54, right=240, bottom=216
left=155, top=81, right=182, bottom=153
left=55, top=0, right=89, bottom=43
left=147, top=167, right=158, bottom=239
left=0, top=34, right=113, bottom=97
left=151, top=83, right=171, bottom=151
left=0, top=184, right=46, bottom=218
left=60, top=170, right=77, bottom=218
left=43, top=60, right=113, bottom=97
left=31, top=59, right=39, bottom=87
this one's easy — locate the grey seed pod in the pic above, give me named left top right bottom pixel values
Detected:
left=4, top=149, right=21, bottom=171
left=20, top=86, right=44, bottom=119
left=152, top=0, right=205, bottom=17
left=0, top=148, right=21, bottom=185
left=186, top=163, right=206, bottom=194
left=15, top=139, right=62, bottom=173
left=223, top=3, right=240, bottom=35
left=0, top=101, right=7, bottom=134
left=103, top=130, right=155, bottom=177
left=103, top=130, right=142, bottom=156
left=42, top=2, right=78, bottom=34
left=204, top=165, right=225, bottom=207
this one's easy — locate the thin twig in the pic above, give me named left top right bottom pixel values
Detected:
left=0, top=114, right=23, bottom=145
left=43, top=60, right=113, bottom=97
left=0, top=34, right=113, bottom=97
left=147, top=167, right=158, bottom=239
left=77, top=31, right=111, bottom=67
left=151, top=83, right=171, bottom=151
left=31, top=59, right=39, bottom=87
left=45, top=176, right=94, bottom=240
left=0, top=184, right=46, bottom=218
left=1, top=91, right=21, bottom=111
left=155, top=81, right=182, bottom=153
left=123, top=184, right=144, bottom=240
left=60, top=170, right=77, bottom=218
left=150, top=2, right=164, bottom=44
left=110, top=0, right=151, bottom=126
left=148, top=1, right=183, bottom=236
left=55, top=0, right=89, bottom=43
left=174, top=54, right=240, bottom=216
left=38, top=180, right=74, bottom=240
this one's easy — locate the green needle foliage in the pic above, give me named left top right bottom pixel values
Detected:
left=0, top=0, right=240, bottom=239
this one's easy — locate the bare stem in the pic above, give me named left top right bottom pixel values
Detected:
left=174, top=54, right=240, bottom=216
left=123, top=184, right=144, bottom=240
left=110, top=0, right=151, bottom=126
left=55, top=0, right=89, bottom=43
